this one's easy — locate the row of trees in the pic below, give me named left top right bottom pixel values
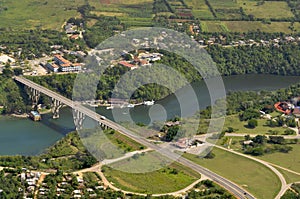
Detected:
left=243, top=135, right=295, bottom=156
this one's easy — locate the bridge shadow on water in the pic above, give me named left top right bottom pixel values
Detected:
left=39, top=112, right=76, bottom=136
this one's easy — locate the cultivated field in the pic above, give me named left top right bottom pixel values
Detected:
left=239, top=0, right=294, bottom=19
left=0, top=0, right=85, bottom=30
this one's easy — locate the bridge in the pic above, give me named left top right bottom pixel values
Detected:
left=14, top=76, right=255, bottom=199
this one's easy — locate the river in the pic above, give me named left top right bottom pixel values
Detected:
left=0, top=74, right=299, bottom=155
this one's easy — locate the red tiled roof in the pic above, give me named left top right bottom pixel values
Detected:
left=119, top=61, right=135, bottom=68
left=54, top=54, right=71, bottom=65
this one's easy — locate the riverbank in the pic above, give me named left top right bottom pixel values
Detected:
left=10, top=113, right=28, bottom=118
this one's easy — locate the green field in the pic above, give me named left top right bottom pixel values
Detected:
left=201, top=21, right=229, bottom=32
left=239, top=0, right=294, bottom=19
left=185, top=0, right=215, bottom=19
left=209, top=0, right=239, bottom=9
left=0, top=0, right=85, bottom=30
left=222, top=114, right=290, bottom=135
left=224, top=21, right=300, bottom=33
left=275, top=166, right=300, bottom=184
left=89, top=0, right=154, bottom=27
left=103, top=155, right=201, bottom=194
left=201, top=20, right=300, bottom=33
left=258, top=143, right=300, bottom=174
left=183, top=148, right=281, bottom=199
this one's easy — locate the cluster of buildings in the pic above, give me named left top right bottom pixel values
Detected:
left=65, top=23, right=82, bottom=40
left=37, top=173, right=104, bottom=198
left=20, top=169, right=42, bottom=199
left=198, top=34, right=300, bottom=47
left=118, top=51, right=163, bottom=70
left=46, top=54, right=82, bottom=73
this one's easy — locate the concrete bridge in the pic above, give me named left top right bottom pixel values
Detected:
left=14, top=76, right=254, bottom=199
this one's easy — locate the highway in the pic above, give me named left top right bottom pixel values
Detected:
left=14, top=76, right=255, bottom=199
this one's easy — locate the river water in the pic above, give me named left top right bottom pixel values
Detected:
left=0, top=74, right=299, bottom=155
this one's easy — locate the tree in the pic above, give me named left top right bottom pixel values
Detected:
left=239, top=109, right=260, bottom=121
left=2, top=68, right=13, bottom=78
left=13, top=68, right=23, bottom=76
left=252, top=135, right=267, bottom=144
left=247, top=119, right=258, bottom=128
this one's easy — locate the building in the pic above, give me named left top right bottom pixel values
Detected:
left=293, top=107, right=300, bottom=118
left=46, top=63, right=59, bottom=73
left=118, top=61, right=137, bottom=70
left=47, top=55, right=82, bottom=72
left=29, top=111, right=41, bottom=121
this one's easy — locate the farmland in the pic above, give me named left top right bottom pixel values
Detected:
left=0, top=0, right=298, bottom=33
left=0, top=0, right=85, bottom=30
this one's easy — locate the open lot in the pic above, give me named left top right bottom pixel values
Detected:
left=183, top=148, right=281, bottom=198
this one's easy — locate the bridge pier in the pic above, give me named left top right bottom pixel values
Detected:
left=74, top=110, right=86, bottom=130
left=98, top=122, right=109, bottom=130
left=28, top=88, right=40, bottom=106
left=52, top=98, right=63, bottom=119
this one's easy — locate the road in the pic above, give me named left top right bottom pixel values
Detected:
left=225, top=133, right=300, bottom=139
left=14, top=76, right=255, bottom=199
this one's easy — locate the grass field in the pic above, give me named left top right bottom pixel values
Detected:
left=258, top=143, right=300, bottom=174
left=239, top=0, right=294, bottom=19
left=103, top=155, right=201, bottom=194
left=275, top=166, right=300, bottom=184
left=80, top=128, right=144, bottom=159
left=0, top=0, right=85, bottom=30
left=222, top=114, right=289, bottom=135
left=183, top=148, right=281, bottom=198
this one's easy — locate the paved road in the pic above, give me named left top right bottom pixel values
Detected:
left=14, top=76, right=255, bottom=199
